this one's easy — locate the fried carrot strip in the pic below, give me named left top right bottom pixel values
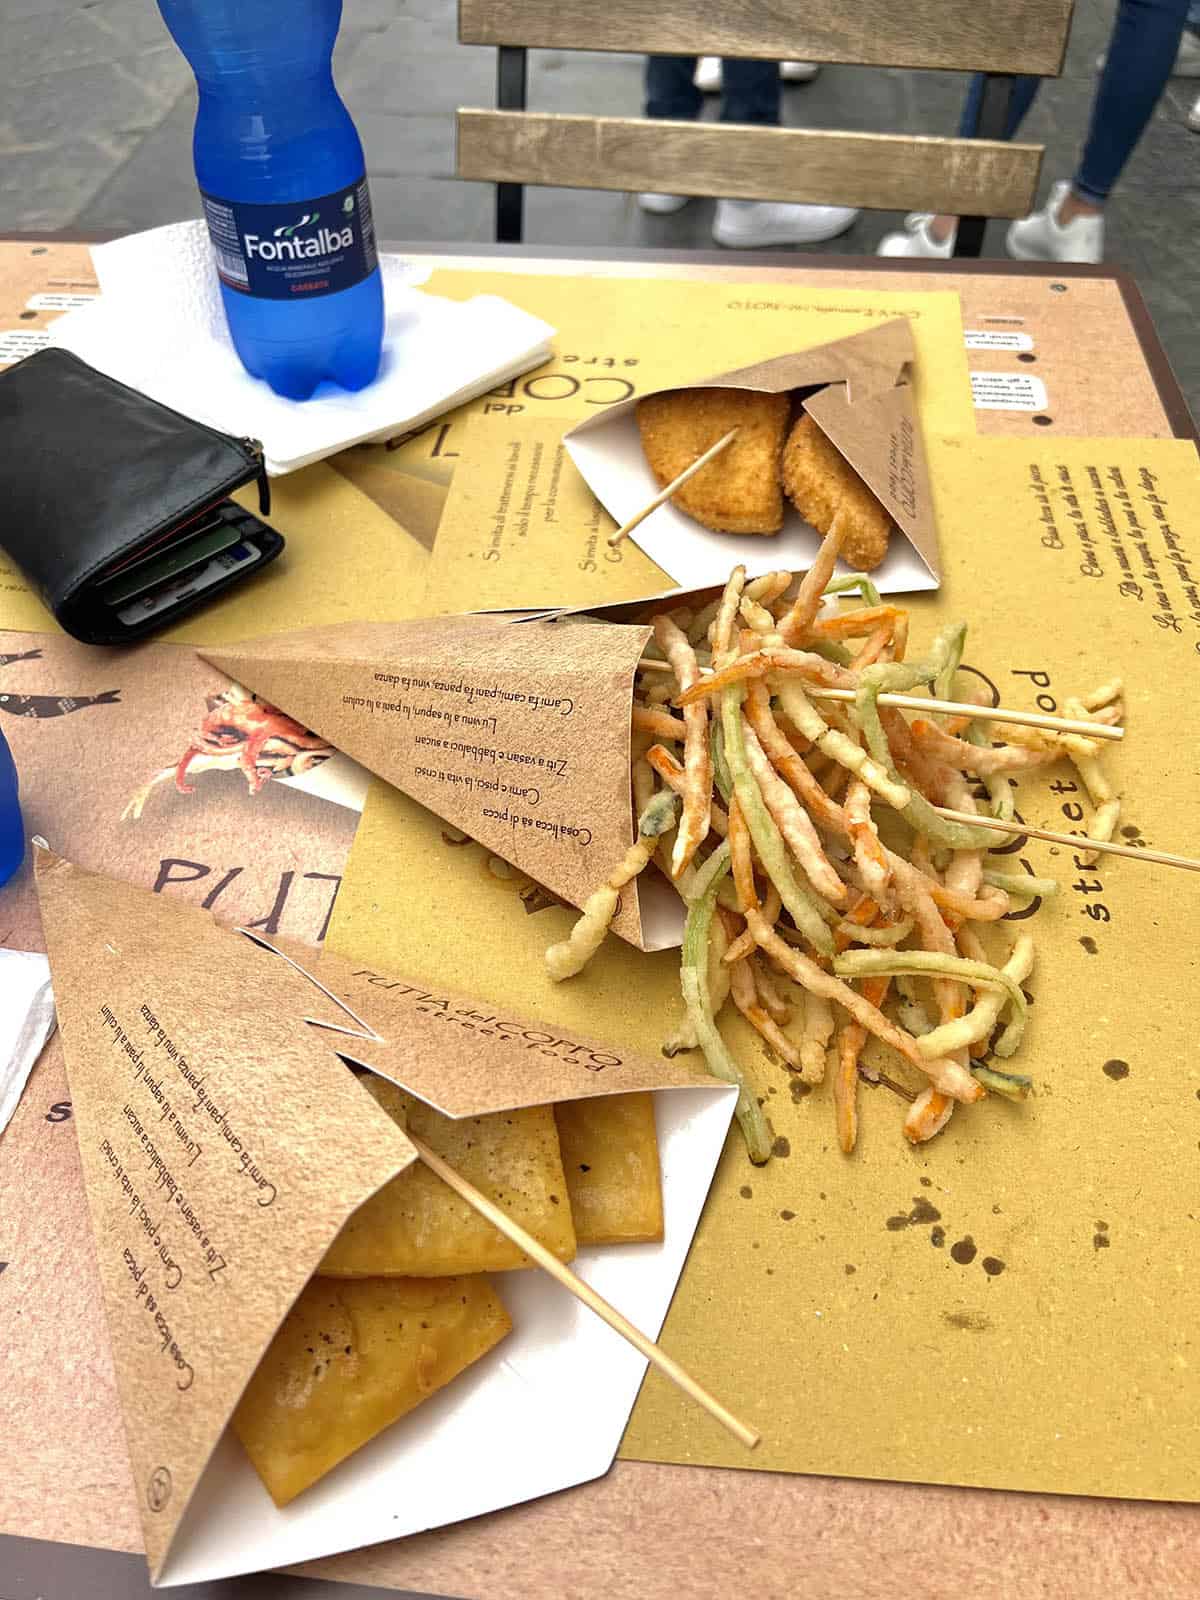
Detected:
left=632, top=705, right=687, bottom=741
left=646, top=743, right=729, bottom=838
left=845, top=779, right=890, bottom=898
left=909, top=718, right=1062, bottom=775
left=654, top=615, right=713, bottom=878
left=744, top=683, right=845, bottom=830
left=904, top=1087, right=956, bottom=1144
left=851, top=622, right=895, bottom=669
left=729, top=957, right=803, bottom=1070
left=726, top=794, right=758, bottom=914
left=723, top=886, right=780, bottom=963
left=834, top=974, right=890, bottom=1153
left=675, top=647, right=841, bottom=708
left=810, top=604, right=904, bottom=640
left=776, top=523, right=847, bottom=644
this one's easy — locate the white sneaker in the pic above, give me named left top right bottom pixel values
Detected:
left=1188, top=90, right=1200, bottom=131
left=712, top=198, right=858, bottom=247
left=637, top=192, right=690, bottom=214
left=1005, top=179, right=1104, bottom=264
left=694, top=57, right=820, bottom=91
left=1097, top=30, right=1200, bottom=75
left=694, top=56, right=722, bottom=92
left=1178, top=30, right=1200, bottom=75
left=876, top=215, right=955, bottom=257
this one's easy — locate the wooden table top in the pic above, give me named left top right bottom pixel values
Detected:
left=1, top=235, right=1196, bottom=1600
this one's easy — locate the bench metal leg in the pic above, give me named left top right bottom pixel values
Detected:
left=495, top=46, right=528, bottom=244
left=955, top=72, right=1015, bottom=258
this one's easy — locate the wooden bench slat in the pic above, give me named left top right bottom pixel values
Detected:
left=459, top=0, right=1074, bottom=77
left=457, top=111, right=1044, bottom=219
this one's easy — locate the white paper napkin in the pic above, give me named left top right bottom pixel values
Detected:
left=47, top=222, right=556, bottom=477
left=0, top=949, right=56, bottom=1137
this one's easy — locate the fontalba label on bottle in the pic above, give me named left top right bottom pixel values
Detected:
left=200, top=177, right=379, bottom=300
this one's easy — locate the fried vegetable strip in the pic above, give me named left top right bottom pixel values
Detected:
left=751, top=956, right=791, bottom=1024
left=681, top=845, right=773, bottom=1163
left=904, top=1087, right=956, bottom=1144
left=654, top=616, right=713, bottom=878
left=909, top=718, right=1062, bottom=775
left=823, top=573, right=882, bottom=607
left=776, top=523, right=847, bottom=643
left=811, top=604, right=904, bottom=641
left=833, top=949, right=1028, bottom=1060
left=912, top=935, right=1035, bottom=1060
left=834, top=974, right=890, bottom=1153
left=773, top=677, right=911, bottom=810
left=722, top=688, right=835, bottom=955
left=845, top=779, right=890, bottom=898
left=632, top=705, right=687, bottom=741
left=724, top=885, right=780, bottom=963
left=675, top=646, right=842, bottom=708
left=747, top=911, right=983, bottom=1102
left=799, top=991, right=834, bottom=1084
left=741, top=719, right=846, bottom=905
left=710, top=564, right=747, bottom=658
left=1064, top=695, right=1122, bottom=866
left=647, top=742, right=728, bottom=838
left=546, top=791, right=678, bottom=981
left=729, top=956, right=803, bottom=1070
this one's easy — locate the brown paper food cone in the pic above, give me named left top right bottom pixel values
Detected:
left=34, top=849, right=725, bottom=1577
left=201, top=613, right=667, bottom=947
left=32, top=848, right=418, bottom=1582
left=564, top=317, right=941, bottom=588
left=257, top=932, right=719, bottom=1116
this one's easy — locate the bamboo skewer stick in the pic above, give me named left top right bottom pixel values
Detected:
left=806, top=687, right=1123, bottom=742
left=634, top=658, right=1122, bottom=743
left=934, top=807, right=1200, bottom=874
left=607, top=428, right=739, bottom=548
left=408, top=1130, right=760, bottom=1450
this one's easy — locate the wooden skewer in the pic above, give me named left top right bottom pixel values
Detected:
left=607, top=428, right=739, bottom=548
left=805, top=687, right=1122, bottom=741
left=408, top=1130, right=760, bottom=1450
left=934, top=806, right=1200, bottom=873
left=634, top=659, right=1121, bottom=743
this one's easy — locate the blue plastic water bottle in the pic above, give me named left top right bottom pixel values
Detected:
left=0, top=729, right=23, bottom=888
left=157, top=0, right=384, bottom=401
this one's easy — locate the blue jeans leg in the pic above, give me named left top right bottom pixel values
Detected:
left=1074, top=0, right=1189, bottom=201
left=645, top=56, right=702, bottom=120
left=957, top=73, right=1041, bottom=140
left=958, top=0, right=1189, bottom=205
left=719, top=58, right=781, bottom=126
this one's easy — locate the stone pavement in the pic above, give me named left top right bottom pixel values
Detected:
left=1, top=0, right=1196, bottom=414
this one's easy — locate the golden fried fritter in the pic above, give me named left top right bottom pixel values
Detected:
left=781, top=414, right=893, bottom=571
left=636, top=387, right=789, bottom=535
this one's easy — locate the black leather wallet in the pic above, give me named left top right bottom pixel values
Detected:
left=0, top=348, right=283, bottom=644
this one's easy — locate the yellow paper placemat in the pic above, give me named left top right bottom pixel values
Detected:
left=0, top=462, right=429, bottom=643
left=328, top=433, right=1200, bottom=1498
left=372, top=274, right=974, bottom=489
left=420, top=414, right=669, bottom=616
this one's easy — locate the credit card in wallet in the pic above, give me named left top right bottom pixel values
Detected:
left=115, top=540, right=261, bottom=627
left=101, top=521, right=244, bottom=606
